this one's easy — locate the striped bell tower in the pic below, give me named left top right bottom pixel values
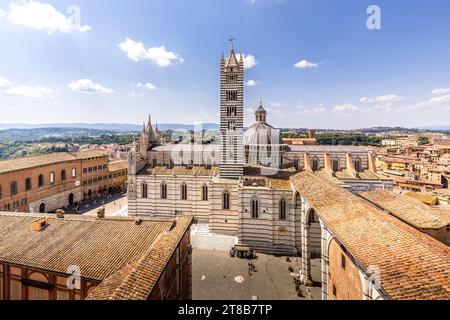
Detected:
left=219, top=42, right=244, bottom=179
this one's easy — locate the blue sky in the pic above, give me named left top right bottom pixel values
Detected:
left=0, top=0, right=449, bottom=129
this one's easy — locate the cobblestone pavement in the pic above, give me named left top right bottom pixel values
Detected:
left=192, top=248, right=322, bottom=300
left=80, top=194, right=128, bottom=216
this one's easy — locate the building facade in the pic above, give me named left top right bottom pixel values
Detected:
left=127, top=45, right=393, bottom=257
left=0, top=151, right=128, bottom=214
left=0, top=213, right=192, bottom=300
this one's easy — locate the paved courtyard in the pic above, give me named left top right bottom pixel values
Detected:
left=191, top=229, right=322, bottom=300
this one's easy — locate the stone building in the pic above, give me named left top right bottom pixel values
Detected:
left=127, top=45, right=392, bottom=256
left=0, top=151, right=128, bottom=214
left=0, top=213, right=192, bottom=300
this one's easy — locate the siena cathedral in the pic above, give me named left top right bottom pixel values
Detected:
left=127, top=45, right=392, bottom=255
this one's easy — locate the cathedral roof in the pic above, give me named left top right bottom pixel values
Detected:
left=225, top=47, right=240, bottom=68
left=243, top=101, right=284, bottom=146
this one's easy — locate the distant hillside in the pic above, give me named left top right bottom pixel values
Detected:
left=0, top=123, right=220, bottom=132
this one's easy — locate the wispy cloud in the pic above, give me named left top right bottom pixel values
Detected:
left=413, top=95, right=450, bottom=109
left=431, top=87, right=450, bottom=95
left=270, top=102, right=287, bottom=108
left=333, top=103, right=360, bottom=114
left=136, top=82, right=157, bottom=91
left=69, top=79, right=113, bottom=93
left=119, top=38, right=184, bottom=67
left=294, top=59, right=319, bottom=69
left=0, top=76, right=53, bottom=98
left=297, top=104, right=325, bottom=115
left=360, top=94, right=405, bottom=103
left=4, top=1, right=90, bottom=33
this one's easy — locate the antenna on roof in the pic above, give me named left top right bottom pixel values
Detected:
left=229, top=37, right=236, bottom=49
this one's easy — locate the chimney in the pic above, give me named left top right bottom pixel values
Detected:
left=32, top=217, right=49, bottom=232
left=308, top=129, right=316, bottom=139
left=56, top=209, right=65, bottom=219
left=135, top=219, right=143, bottom=225
left=97, top=207, right=106, bottom=219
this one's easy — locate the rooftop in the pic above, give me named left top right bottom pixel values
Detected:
left=108, top=160, right=128, bottom=172
left=0, top=150, right=109, bottom=174
left=138, top=165, right=219, bottom=177
left=0, top=213, right=192, bottom=285
left=87, top=215, right=192, bottom=300
left=290, top=171, right=450, bottom=300
left=287, top=145, right=369, bottom=153
left=359, top=190, right=450, bottom=229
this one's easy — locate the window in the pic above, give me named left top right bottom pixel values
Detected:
left=333, top=285, right=337, bottom=297
left=279, top=198, right=288, bottom=220
left=61, top=169, right=66, bottom=181
left=202, top=184, right=208, bottom=201
left=161, top=182, right=167, bottom=199
left=222, top=191, right=230, bottom=210
left=353, top=157, right=362, bottom=173
left=0, top=185, right=2, bottom=199
left=25, top=178, right=32, bottom=191
left=142, top=183, right=148, bottom=198
left=341, top=254, right=346, bottom=270
left=311, top=157, right=320, bottom=172
left=293, top=159, right=299, bottom=171
left=251, top=198, right=259, bottom=219
left=72, top=168, right=77, bottom=178
left=10, top=181, right=18, bottom=197
left=50, top=172, right=55, bottom=184
left=0, top=277, right=2, bottom=300
left=226, top=90, right=238, bottom=101
left=57, top=291, right=70, bottom=300
left=180, top=183, right=187, bottom=200
left=332, top=159, right=340, bottom=172
left=83, top=168, right=87, bottom=173
left=10, top=280, right=21, bottom=300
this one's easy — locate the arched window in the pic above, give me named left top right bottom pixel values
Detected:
left=71, top=168, right=77, bottom=178
left=61, top=169, right=66, bottom=181
left=222, top=191, right=230, bottom=210
left=353, top=157, right=362, bottom=173
left=25, top=178, right=32, bottom=191
left=10, top=181, right=18, bottom=196
left=311, top=157, right=320, bottom=172
left=180, top=183, right=187, bottom=200
left=293, top=159, right=300, bottom=171
left=251, top=198, right=259, bottom=219
left=332, top=158, right=340, bottom=172
left=279, top=198, right=288, bottom=220
left=161, top=182, right=167, bottom=199
left=202, top=184, right=208, bottom=201
left=142, top=183, right=148, bottom=198
left=38, top=175, right=44, bottom=188
left=49, top=172, right=55, bottom=184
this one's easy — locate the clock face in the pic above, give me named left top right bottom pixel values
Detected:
left=75, top=181, right=81, bottom=187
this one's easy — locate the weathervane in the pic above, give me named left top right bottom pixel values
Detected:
left=229, top=37, right=236, bottom=49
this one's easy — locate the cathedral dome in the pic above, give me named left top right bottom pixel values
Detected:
left=243, top=102, right=284, bottom=146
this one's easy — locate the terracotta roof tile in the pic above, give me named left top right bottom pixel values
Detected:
left=290, top=171, right=450, bottom=300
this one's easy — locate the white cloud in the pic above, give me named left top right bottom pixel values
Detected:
left=0, top=76, right=53, bottom=98
left=360, top=94, right=405, bottom=103
left=118, top=38, right=183, bottom=67
left=297, top=106, right=326, bottom=115
left=294, top=59, right=319, bottom=69
left=69, top=79, right=113, bottom=93
left=414, top=95, right=450, bottom=108
left=136, top=82, right=157, bottom=90
left=242, top=54, right=257, bottom=69
left=333, top=104, right=360, bottom=114
left=4, top=86, right=53, bottom=98
left=270, top=102, right=286, bottom=108
left=431, top=87, right=450, bottom=95
left=246, top=80, right=259, bottom=87
left=5, top=1, right=91, bottom=33
left=0, top=77, right=13, bottom=89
